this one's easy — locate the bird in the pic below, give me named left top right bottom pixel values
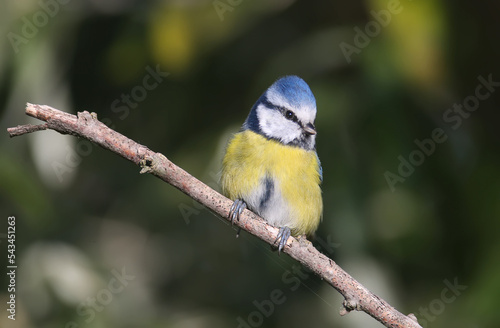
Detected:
left=220, top=75, right=323, bottom=252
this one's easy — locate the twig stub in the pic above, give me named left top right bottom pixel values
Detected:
left=7, top=123, right=48, bottom=137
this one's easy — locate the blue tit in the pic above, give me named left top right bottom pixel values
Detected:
left=221, top=75, right=323, bottom=252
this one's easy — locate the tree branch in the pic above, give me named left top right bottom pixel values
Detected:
left=7, top=123, right=48, bottom=137
left=8, top=103, right=422, bottom=328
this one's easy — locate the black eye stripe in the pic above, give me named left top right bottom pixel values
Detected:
left=261, top=97, right=302, bottom=126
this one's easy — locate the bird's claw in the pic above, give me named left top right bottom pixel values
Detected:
left=229, top=199, right=246, bottom=224
left=274, top=226, right=291, bottom=254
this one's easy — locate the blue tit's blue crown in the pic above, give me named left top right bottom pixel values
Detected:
left=268, top=76, right=316, bottom=112
left=243, top=76, right=318, bottom=150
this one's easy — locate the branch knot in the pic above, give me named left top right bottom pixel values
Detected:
left=340, top=298, right=361, bottom=316
left=139, top=156, right=154, bottom=174
left=77, top=111, right=99, bottom=124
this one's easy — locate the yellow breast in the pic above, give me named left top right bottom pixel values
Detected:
left=221, top=130, right=322, bottom=236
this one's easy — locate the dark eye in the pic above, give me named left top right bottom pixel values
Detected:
left=285, top=110, right=297, bottom=122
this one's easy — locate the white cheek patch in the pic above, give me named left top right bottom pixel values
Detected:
left=256, top=105, right=302, bottom=143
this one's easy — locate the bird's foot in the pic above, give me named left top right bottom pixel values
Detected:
left=228, top=199, right=246, bottom=224
left=274, top=226, right=291, bottom=254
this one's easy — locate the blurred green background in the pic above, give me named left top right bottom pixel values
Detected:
left=1, top=1, right=499, bottom=327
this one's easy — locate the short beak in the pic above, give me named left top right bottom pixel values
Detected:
left=303, top=123, right=316, bottom=136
